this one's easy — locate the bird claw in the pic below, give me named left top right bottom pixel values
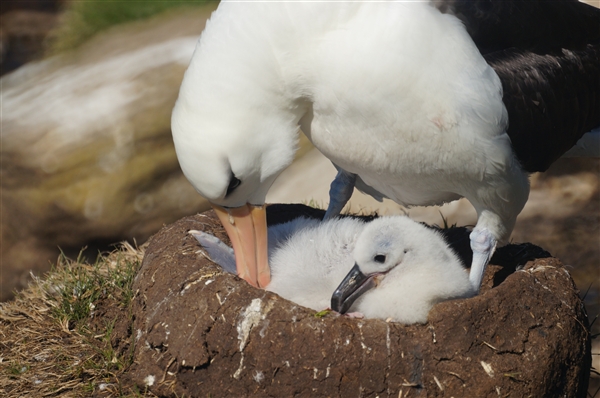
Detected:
left=469, top=228, right=497, bottom=293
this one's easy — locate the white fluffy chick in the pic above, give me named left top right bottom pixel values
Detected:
left=191, top=215, right=475, bottom=324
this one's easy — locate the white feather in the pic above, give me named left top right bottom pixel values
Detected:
left=192, top=215, right=474, bottom=324
left=172, top=1, right=529, bottom=245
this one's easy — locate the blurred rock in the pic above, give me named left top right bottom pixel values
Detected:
left=126, top=205, right=591, bottom=397
left=1, top=0, right=64, bottom=15
left=0, top=3, right=63, bottom=75
left=0, top=8, right=216, bottom=301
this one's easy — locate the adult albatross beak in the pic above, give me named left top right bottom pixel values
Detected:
left=212, top=204, right=270, bottom=288
left=331, top=264, right=378, bottom=314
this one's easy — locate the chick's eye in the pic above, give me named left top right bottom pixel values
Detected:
left=226, top=173, right=241, bottom=197
left=374, top=254, right=386, bottom=263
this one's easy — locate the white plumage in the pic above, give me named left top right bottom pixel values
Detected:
left=191, top=215, right=474, bottom=324
left=174, top=2, right=519, bottom=212
left=172, top=0, right=598, bottom=292
left=172, top=1, right=527, bottom=291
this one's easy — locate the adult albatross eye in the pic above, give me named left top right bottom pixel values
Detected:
left=226, top=173, right=241, bottom=197
left=374, top=254, right=386, bottom=263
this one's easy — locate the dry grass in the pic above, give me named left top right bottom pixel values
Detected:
left=0, top=242, right=152, bottom=397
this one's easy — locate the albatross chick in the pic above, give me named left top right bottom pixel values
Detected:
left=192, top=215, right=474, bottom=324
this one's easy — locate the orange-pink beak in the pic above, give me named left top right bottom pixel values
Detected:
left=212, top=204, right=270, bottom=288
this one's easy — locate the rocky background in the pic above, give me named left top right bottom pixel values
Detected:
left=0, top=1, right=64, bottom=75
left=1, top=0, right=598, bottom=393
left=1, top=1, right=216, bottom=301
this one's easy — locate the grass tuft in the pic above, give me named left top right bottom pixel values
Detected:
left=48, top=245, right=139, bottom=330
left=6, top=362, right=29, bottom=377
left=303, top=198, right=325, bottom=210
left=435, top=210, right=458, bottom=230
left=0, top=241, right=148, bottom=397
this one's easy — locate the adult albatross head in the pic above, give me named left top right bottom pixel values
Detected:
left=171, top=9, right=308, bottom=287
left=172, top=92, right=305, bottom=287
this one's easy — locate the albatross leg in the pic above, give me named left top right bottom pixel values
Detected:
left=469, top=228, right=497, bottom=293
left=324, top=169, right=356, bottom=219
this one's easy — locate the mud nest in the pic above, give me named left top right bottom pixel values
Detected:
left=128, top=204, right=591, bottom=397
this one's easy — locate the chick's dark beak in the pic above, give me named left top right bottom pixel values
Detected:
left=331, top=263, right=377, bottom=314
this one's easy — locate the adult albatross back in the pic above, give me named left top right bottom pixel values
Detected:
left=171, top=0, right=600, bottom=291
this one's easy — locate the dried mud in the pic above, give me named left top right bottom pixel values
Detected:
left=127, top=205, right=591, bottom=397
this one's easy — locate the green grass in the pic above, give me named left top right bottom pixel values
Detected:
left=303, top=198, right=325, bottom=210
left=6, top=361, right=29, bottom=377
left=49, top=0, right=217, bottom=53
left=52, top=251, right=101, bottom=324
left=436, top=210, right=458, bottom=229
left=92, top=319, right=122, bottom=371
left=0, top=242, right=147, bottom=396
left=50, top=248, right=139, bottom=327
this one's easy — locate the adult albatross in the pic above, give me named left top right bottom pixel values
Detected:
left=171, top=0, right=600, bottom=291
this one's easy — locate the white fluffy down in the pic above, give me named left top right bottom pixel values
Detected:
left=193, top=215, right=474, bottom=324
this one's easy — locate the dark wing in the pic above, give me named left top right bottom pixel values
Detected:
left=436, top=0, right=600, bottom=172
left=484, top=46, right=599, bottom=172
left=434, top=0, right=599, bottom=53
